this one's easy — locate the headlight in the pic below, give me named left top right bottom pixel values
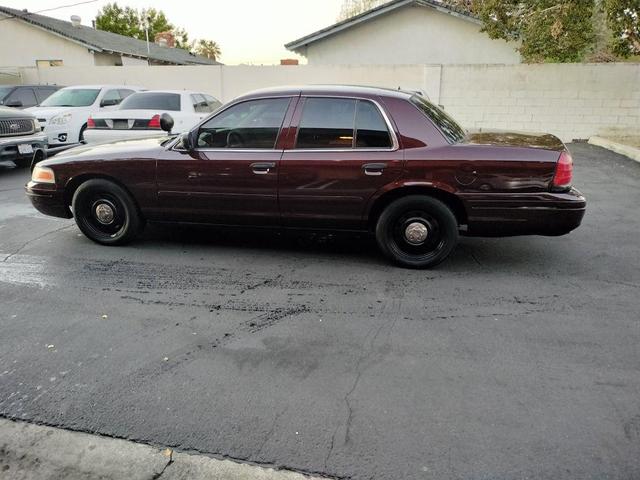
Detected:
left=32, top=166, right=55, bottom=184
left=34, top=119, right=42, bottom=131
left=50, top=113, right=72, bottom=125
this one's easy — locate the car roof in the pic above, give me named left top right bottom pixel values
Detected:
left=237, top=85, right=415, bottom=101
left=129, top=90, right=207, bottom=96
left=59, top=85, right=144, bottom=90
left=0, top=84, right=61, bottom=88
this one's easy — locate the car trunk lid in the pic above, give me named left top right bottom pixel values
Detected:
left=461, top=129, right=566, bottom=152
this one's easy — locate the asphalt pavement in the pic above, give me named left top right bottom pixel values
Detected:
left=0, top=143, right=639, bottom=480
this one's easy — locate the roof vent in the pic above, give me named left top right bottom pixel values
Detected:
left=70, top=15, right=81, bottom=27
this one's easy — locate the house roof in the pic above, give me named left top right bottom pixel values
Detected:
left=0, top=5, right=220, bottom=66
left=285, top=0, right=479, bottom=52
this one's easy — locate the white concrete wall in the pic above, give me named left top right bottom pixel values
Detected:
left=440, top=63, right=640, bottom=141
left=299, top=5, right=521, bottom=65
left=17, top=63, right=640, bottom=142
left=19, top=64, right=433, bottom=103
left=0, top=13, right=94, bottom=67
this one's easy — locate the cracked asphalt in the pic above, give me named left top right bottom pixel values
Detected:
left=0, top=143, right=639, bottom=480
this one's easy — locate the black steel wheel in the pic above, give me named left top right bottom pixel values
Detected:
left=72, top=179, right=143, bottom=245
left=375, top=195, right=459, bottom=269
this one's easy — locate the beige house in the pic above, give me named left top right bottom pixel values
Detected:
left=0, top=6, right=219, bottom=67
left=286, top=0, right=521, bottom=65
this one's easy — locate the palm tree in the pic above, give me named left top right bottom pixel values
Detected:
left=195, top=40, right=222, bottom=61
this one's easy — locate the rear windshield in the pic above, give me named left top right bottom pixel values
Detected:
left=119, top=93, right=181, bottom=111
left=410, top=94, right=466, bottom=144
left=40, top=88, right=100, bottom=107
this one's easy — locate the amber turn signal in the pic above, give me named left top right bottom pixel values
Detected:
left=31, top=166, right=55, bottom=184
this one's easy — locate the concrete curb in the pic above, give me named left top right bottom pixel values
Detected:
left=0, top=418, right=326, bottom=480
left=588, top=136, right=640, bottom=164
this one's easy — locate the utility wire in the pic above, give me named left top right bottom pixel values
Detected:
left=0, top=0, right=99, bottom=22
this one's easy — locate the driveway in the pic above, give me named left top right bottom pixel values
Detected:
left=1, top=143, right=639, bottom=480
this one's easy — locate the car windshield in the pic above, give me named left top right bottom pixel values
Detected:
left=0, top=87, right=13, bottom=100
left=410, top=94, right=466, bottom=144
left=119, top=92, right=181, bottom=111
left=40, top=88, right=100, bottom=107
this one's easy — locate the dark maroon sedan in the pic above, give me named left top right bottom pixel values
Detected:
left=26, top=85, right=585, bottom=268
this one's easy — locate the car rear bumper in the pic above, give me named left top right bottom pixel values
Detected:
left=461, top=188, right=587, bottom=237
left=84, top=129, right=167, bottom=144
left=25, top=181, right=73, bottom=219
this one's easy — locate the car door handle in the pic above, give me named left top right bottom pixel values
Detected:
left=251, top=162, right=276, bottom=175
left=363, top=163, right=387, bottom=176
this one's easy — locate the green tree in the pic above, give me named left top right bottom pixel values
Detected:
left=474, top=1, right=596, bottom=62
left=605, top=0, right=640, bottom=57
left=95, top=3, right=141, bottom=39
left=172, top=27, right=192, bottom=51
left=194, top=39, right=222, bottom=61
left=96, top=3, right=220, bottom=54
left=140, top=8, right=174, bottom=42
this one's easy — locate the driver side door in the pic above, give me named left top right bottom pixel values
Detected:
left=155, top=96, right=296, bottom=226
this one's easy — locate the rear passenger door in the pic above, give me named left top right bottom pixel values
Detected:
left=279, top=96, right=404, bottom=230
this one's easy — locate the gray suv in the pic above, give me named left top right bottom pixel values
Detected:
left=0, top=106, right=47, bottom=167
left=0, top=85, right=61, bottom=109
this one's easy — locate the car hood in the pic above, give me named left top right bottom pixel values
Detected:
left=42, top=136, right=171, bottom=165
left=26, top=106, right=77, bottom=120
left=461, top=129, right=566, bottom=151
left=0, top=106, right=35, bottom=119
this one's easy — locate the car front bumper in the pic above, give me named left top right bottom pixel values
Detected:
left=25, top=181, right=73, bottom=219
left=461, top=188, right=587, bottom=237
left=0, top=132, right=47, bottom=163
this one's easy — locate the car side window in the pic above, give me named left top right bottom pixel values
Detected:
left=296, top=98, right=392, bottom=150
left=296, top=98, right=356, bottom=149
left=203, top=94, right=222, bottom=112
left=197, top=97, right=291, bottom=149
left=355, top=100, right=392, bottom=148
left=101, top=89, right=121, bottom=106
left=35, top=87, right=57, bottom=104
left=191, top=94, right=209, bottom=113
left=119, top=89, right=135, bottom=100
left=7, top=87, right=37, bottom=107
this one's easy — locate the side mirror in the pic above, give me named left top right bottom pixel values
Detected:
left=159, top=113, right=174, bottom=133
left=6, top=100, right=23, bottom=107
left=100, top=98, right=119, bottom=107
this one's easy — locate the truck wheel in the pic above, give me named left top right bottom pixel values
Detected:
left=72, top=179, right=143, bottom=246
left=375, top=195, right=459, bottom=269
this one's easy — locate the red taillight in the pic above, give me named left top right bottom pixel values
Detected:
left=148, top=114, right=161, bottom=129
left=87, top=116, right=95, bottom=129
left=553, top=151, right=573, bottom=189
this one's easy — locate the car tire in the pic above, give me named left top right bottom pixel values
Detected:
left=72, top=179, right=143, bottom=246
left=375, top=195, right=459, bottom=269
left=79, top=124, right=87, bottom=144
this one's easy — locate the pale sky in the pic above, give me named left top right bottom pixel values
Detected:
left=2, top=0, right=346, bottom=64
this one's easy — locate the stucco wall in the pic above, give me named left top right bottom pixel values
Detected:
left=0, top=13, right=94, bottom=67
left=299, top=5, right=521, bottom=65
left=18, top=63, right=640, bottom=142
